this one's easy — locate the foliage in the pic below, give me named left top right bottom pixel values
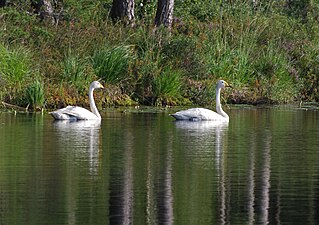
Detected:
left=0, top=44, right=32, bottom=87
left=127, top=26, right=165, bottom=104
left=135, top=0, right=157, bottom=23
left=1, top=0, right=319, bottom=108
left=162, top=35, right=209, bottom=79
left=92, top=45, right=132, bottom=84
left=152, top=67, right=182, bottom=105
left=25, top=79, right=45, bottom=110
left=61, top=54, right=92, bottom=90
left=183, top=79, right=216, bottom=106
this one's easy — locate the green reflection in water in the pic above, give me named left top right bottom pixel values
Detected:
left=0, top=107, right=318, bottom=225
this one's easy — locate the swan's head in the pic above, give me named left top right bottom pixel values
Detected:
left=217, top=80, right=230, bottom=89
left=90, top=81, right=104, bottom=90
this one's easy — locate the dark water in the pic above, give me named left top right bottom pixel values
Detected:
left=0, top=106, right=319, bottom=225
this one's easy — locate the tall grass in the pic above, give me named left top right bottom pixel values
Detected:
left=62, top=54, right=91, bottom=89
left=1, top=0, right=319, bottom=107
left=253, top=43, right=296, bottom=102
left=129, top=26, right=164, bottom=103
left=152, top=67, right=182, bottom=105
left=92, top=45, right=132, bottom=84
left=25, top=79, right=45, bottom=110
left=0, top=44, right=31, bottom=87
left=162, top=35, right=208, bottom=80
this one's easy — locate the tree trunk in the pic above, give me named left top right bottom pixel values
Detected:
left=0, top=0, right=6, bottom=7
left=285, top=0, right=309, bottom=19
left=252, top=0, right=257, bottom=9
left=154, top=0, right=174, bottom=30
left=32, top=0, right=55, bottom=24
left=111, top=0, right=135, bottom=25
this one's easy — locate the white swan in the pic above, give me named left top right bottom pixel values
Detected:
left=170, top=80, right=231, bottom=122
left=49, top=81, right=104, bottom=120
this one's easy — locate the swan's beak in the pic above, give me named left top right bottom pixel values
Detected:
left=225, top=82, right=233, bottom=88
left=99, top=84, right=104, bottom=89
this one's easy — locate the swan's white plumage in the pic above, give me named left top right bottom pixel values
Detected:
left=50, top=81, right=104, bottom=120
left=171, top=80, right=230, bottom=122
left=50, top=106, right=99, bottom=120
left=171, top=108, right=226, bottom=121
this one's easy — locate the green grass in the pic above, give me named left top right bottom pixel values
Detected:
left=1, top=0, right=319, bottom=108
left=92, top=45, right=132, bottom=84
left=152, top=67, right=182, bottom=105
left=25, top=79, right=45, bottom=111
left=0, top=44, right=32, bottom=87
left=61, top=53, right=92, bottom=90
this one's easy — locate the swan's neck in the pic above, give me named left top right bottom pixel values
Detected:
left=216, top=87, right=229, bottom=120
left=89, top=87, right=101, bottom=119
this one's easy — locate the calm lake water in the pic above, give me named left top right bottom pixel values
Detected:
left=0, top=106, right=319, bottom=225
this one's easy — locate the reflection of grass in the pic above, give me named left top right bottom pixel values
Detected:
left=92, top=45, right=131, bottom=84
left=26, top=80, right=45, bottom=111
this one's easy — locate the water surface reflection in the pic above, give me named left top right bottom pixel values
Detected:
left=0, top=108, right=319, bottom=225
left=174, top=120, right=228, bottom=167
left=52, top=120, right=101, bottom=175
left=173, top=120, right=229, bottom=224
left=50, top=120, right=103, bottom=225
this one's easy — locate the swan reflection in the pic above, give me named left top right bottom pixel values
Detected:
left=51, top=120, right=102, bottom=224
left=174, top=120, right=228, bottom=134
left=174, top=120, right=229, bottom=223
left=174, top=120, right=228, bottom=165
left=52, top=120, right=101, bottom=174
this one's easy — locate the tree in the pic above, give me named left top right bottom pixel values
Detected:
left=110, top=0, right=135, bottom=25
left=154, top=0, right=174, bottom=30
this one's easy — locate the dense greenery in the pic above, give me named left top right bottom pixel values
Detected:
left=0, top=0, right=319, bottom=110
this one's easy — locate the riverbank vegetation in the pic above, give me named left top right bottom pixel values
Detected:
left=0, top=0, right=319, bottom=111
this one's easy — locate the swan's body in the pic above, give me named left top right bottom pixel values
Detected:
left=50, top=81, right=104, bottom=120
left=171, top=80, right=230, bottom=122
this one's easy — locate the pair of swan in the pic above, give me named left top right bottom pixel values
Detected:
left=50, top=80, right=230, bottom=122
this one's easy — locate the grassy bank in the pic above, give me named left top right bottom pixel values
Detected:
left=0, top=0, right=319, bottom=111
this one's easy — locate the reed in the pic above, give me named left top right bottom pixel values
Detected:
left=92, top=45, right=132, bottom=84
left=25, top=79, right=45, bottom=111
left=1, top=0, right=319, bottom=107
left=0, top=44, right=31, bottom=87
left=62, top=54, right=90, bottom=89
left=152, top=67, right=182, bottom=105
